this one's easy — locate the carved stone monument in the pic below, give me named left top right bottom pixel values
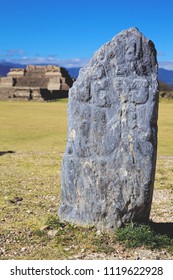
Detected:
left=59, top=27, right=159, bottom=230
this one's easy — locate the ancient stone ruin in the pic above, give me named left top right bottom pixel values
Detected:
left=58, top=27, right=159, bottom=231
left=0, top=65, right=73, bottom=101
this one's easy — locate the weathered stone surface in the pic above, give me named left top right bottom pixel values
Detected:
left=7, top=68, right=24, bottom=77
left=0, top=77, right=13, bottom=88
left=58, top=27, right=159, bottom=230
left=48, top=77, right=61, bottom=91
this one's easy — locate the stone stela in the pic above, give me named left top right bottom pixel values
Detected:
left=58, top=27, right=159, bottom=231
left=0, top=65, right=73, bottom=101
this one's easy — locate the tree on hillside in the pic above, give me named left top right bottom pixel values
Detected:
left=159, top=81, right=173, bottom=91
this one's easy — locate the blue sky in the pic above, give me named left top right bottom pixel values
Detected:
left=0, top=0, right=173, bottom=69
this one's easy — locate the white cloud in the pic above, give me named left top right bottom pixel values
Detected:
left=0, top=49, right=89, bottom=68
left=158, top=61, right=173, bottom=70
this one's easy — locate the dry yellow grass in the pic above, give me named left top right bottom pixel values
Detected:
left=0, top=100, right=68, bottom=153
left=0, top=99, right=173, bottom=259
left=158, top=99, right=173, bottom=155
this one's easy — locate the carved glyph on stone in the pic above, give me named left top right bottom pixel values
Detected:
left=58, top=27, right=159, bottom=230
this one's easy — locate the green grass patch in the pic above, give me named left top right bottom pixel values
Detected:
left=44, top=214, right=115, bottom=256
left=115, top=223, right=173, bottom=252
left=46, top=215, right=65, bottom=229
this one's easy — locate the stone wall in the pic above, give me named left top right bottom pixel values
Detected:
left=7, top=68, right=25, bottom=77
left=0, top=77, right=13, bottom=88
left=0, top=65, right=73, bottom=101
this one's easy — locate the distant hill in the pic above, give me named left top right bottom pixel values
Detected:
left=158, top=68, right=173, bottom=85
left=0, top=64, right=11, bottom=76
left=0, top=62, right=26, bottom=77
left=1, top=62, right=173, bottom=85
left=66, top=67, right=81, bottom=79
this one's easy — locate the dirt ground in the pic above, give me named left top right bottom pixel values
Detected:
left=0, top=154, right=173, bottom=260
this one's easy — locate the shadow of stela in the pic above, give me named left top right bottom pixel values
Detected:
left=0, top=151, right=15, bottom=156
left=150, top=222, right=173, bottom=238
